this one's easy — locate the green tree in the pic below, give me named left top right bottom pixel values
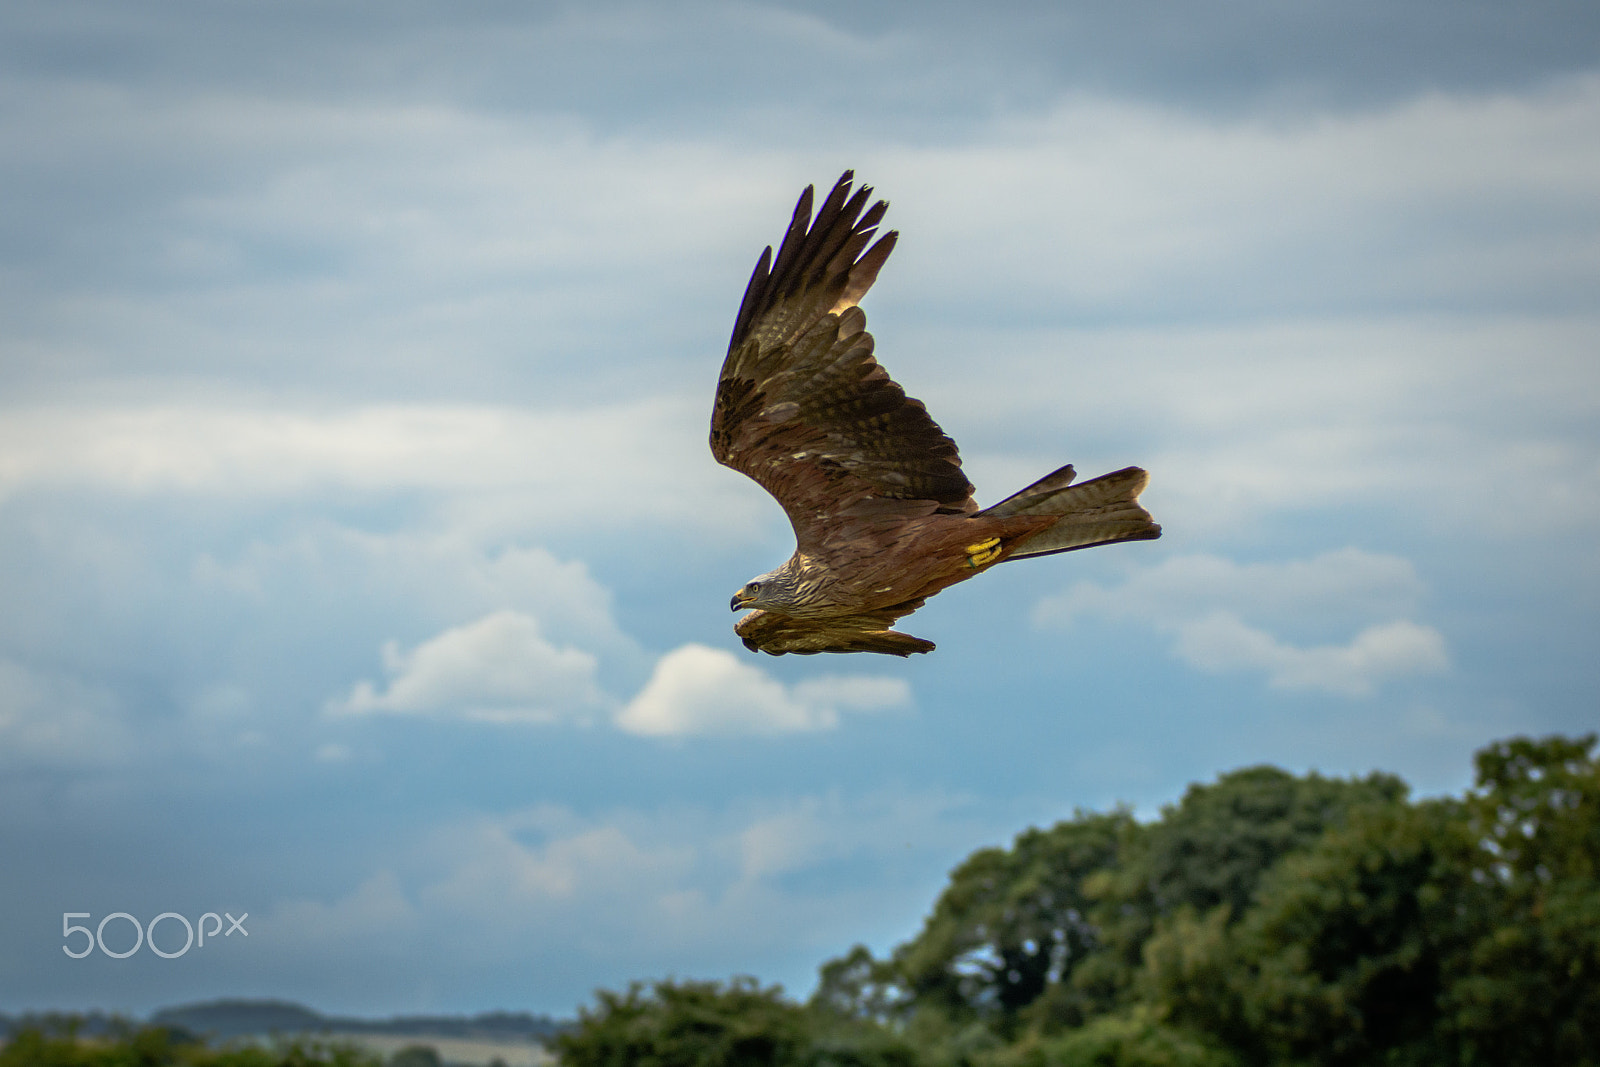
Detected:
left=555, top=976, right=916, bottom=1067
left=884, top=810, right=1135, bottom=1035
left=985, top=1008, right=1240, bottom=1067
left=1442, top=734, right=1600, bottom=1065
left=553, top=978, right=811, bottom=1067
left=822, top=765, right=1412, bottom=1051
left=1067, top=765, right=1408, bottom=1031
left=1091, top=767, right=1406, bottom=954
left=0, top=1018, right=378, bottom=1067
left=813, top=944, right=909, bottom=1028
left=1141, top=735, right=1600, bottom=1067
left=1147, top=797, right=1466, bottom=1066
left=386, top=1047, right=441, bottom=1067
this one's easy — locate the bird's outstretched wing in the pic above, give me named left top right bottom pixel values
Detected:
left=734, top=604, right=934, bottom=657
left=710, top=172, right=976, bottom=556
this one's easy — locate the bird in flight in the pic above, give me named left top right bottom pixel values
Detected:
left=711, top=172, right=1159, bottom=656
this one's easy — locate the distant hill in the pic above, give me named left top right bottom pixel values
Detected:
left=147, top=1000, right=323, bottom=1039
left=145, top=998, right=567, bottom=1042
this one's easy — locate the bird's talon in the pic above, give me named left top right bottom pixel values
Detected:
left=965, top=537, right=1002, bottom=568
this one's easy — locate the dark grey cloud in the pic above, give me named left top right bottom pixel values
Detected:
left=808, top=0, right=1600, bottom=114
left=3, top=0, right=1597, bottom=404
left=4, top=1, right=1597, bottom=127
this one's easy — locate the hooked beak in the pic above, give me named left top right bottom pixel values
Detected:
left=730, top=592, right=749, bottom=612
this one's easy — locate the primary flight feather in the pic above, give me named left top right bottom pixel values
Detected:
left=711, top=171, right=1160, bottom=656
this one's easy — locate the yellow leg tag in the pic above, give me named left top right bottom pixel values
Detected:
left=965, top=537, right=1002, bottom=568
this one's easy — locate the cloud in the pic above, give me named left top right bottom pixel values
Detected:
left=9, top=56, right=1598, bottom=412
left=1036, top=549, right=1450, bottom=695
left=195, top=529, right=634, bottom=654
left=5, top=3, right=1594, bottom=144
left=331, top=609, right=603, bottom=723
left=1036, top=548, right=1429, bottom=629
left=264, top=787, right=991, bottom=982
left=1175, top=613, right=1449, bottom=696
left=925, top=314, right=1600, bottom=558
left=0, top=401, right=759, bottom=534
left=267, top=871, right=421, bottom=956
left=731, top=789, right=977, bottom=883
left=0, top=658, right=133, bottom=766
left=420, top=807, right=697, bottom=915
left=5, top=74, right=1597, bottom=559
left=616, top=644, right=910, bottom=737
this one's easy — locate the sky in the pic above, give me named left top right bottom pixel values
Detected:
left=2, top=0, right=1598, bottom=1020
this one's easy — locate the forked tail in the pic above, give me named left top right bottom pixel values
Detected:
left=976, top=463, right=1161, bottom=558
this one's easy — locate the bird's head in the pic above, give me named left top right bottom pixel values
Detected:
left=730, top=569, right=800, bottom=613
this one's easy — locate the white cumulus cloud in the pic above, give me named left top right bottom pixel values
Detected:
left=330, top=609, right=603, bottom=723
left=1035, top=549, right=1451, bottom=696
left=1175, top=612, right=1450, bottom=696
left=617, top=643, right=910, bottom=737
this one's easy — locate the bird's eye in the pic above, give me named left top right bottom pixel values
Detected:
left=747, top=582, right=762, bottom=594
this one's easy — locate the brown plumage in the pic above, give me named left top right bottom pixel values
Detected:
left=712, top=172, right=1160, bottom=656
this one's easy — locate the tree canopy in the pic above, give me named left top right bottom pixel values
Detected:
left=557, top=734, right=1599, bottom=1067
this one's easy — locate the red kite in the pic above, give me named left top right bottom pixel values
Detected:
left=712, top=172, right=1159, bottom=655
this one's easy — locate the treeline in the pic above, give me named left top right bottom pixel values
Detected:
left=0, top=1001, right=560, bottom=1066
left=8, top=735, right=1594, bottom=1067
left=556, top=734, right=1599, bottom=1067
left=143, top=999, right=564, bottom=1042
left=0, top=1020, right=379, bottom=1067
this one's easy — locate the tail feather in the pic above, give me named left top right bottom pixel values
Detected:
left=980, top=462, right=1078, bottom=516
left=977, top=465, right=1160, bottom=558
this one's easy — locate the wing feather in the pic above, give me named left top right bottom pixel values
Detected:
left=734, top=605, right=935, bottom=657
left=712, top=173, right=975, bottom=552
